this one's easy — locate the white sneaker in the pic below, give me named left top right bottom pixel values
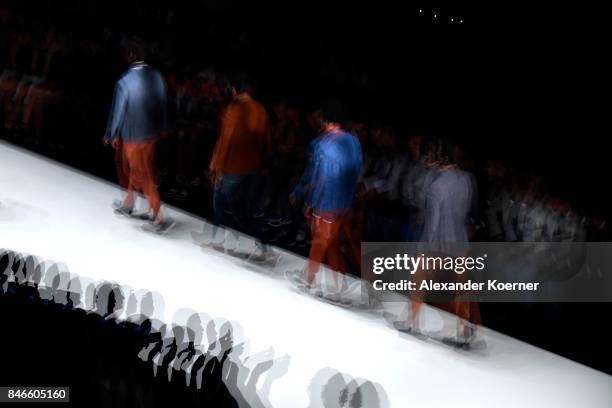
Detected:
left=285, top=269, right=308, bottom=286
left=141, top=218, right=176, bottom=235
left=322, top=290, right=352, bottom=307
left=355, top=281, right=382, bottom=309
left=223, top=230, right=239, bottom=252
left=191, top=230, right=211, bottom=246
left=248, top=246, right=276, bottom=263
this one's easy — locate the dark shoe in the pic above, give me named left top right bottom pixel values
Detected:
left=114, top=206, right=134, bottom=216
left=455, top=325, right=476, bottom=349
left=395, top=322, right=428, bottom=340
left=442, top=326, right=475, bottom=350
left=442, top=336, right=471, bottom=349
left=133, top=211, right=155, bottom=221
left=393, top=321, right=411, bottom=332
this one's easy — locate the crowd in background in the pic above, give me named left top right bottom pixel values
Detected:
left=1, top=3, right=609, bottom=275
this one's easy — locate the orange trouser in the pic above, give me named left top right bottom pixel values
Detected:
left=122, top=140, right=160, bottom=215
left=307, top=211, right=347, bottom=285
left=453, top=299, right=481, bottom=326
left=114, top=139, right=129, bottom=190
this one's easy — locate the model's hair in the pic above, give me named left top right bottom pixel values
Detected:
left=123, top=37, right=148, bottom=61
left=320, top=99, right=347, bottom=124
left=231, top=72, right=255, bottom=94
left=426, top=138, right=460, bottom=166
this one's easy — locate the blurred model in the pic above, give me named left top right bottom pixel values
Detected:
left=290, top=102, right=363, bottom=300
left=104, top=38, right=173, bottom=234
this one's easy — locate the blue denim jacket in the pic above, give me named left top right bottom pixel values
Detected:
left=293, top=129, right=363, bottom=213
left=104, top=62, right=167, bottom=143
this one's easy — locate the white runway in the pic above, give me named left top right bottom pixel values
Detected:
left=1, top=140, right=611, bottom=407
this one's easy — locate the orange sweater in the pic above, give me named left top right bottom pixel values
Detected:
left=210, top=93, right=270, bottom=174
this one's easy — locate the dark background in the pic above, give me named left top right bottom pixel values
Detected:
left=2, top=1, right=606, bottom=215
left=1, top=0, right=610, bottom=377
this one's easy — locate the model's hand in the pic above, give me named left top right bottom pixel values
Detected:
left=111, top=138, right=120, bottom=150
left=209, top=170, right=221, bottom=185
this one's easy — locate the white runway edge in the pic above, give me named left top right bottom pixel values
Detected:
left=1, top=140, right=611, bottom=407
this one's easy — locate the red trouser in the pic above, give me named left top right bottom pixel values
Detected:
left=307, top=211, right=347, bottom=285
left=114, top=139, right=129, bottom=190
left=453, top=296, right=482, bottom=326
left=122, top=140, right=160, bottom=215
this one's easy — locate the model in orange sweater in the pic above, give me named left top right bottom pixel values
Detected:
left=202, top=83, right=274, bottom=262
left=209, top=92, right=270, bottom=178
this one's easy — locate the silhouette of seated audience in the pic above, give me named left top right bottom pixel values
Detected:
left=2, top=249, right=361, bottom=407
